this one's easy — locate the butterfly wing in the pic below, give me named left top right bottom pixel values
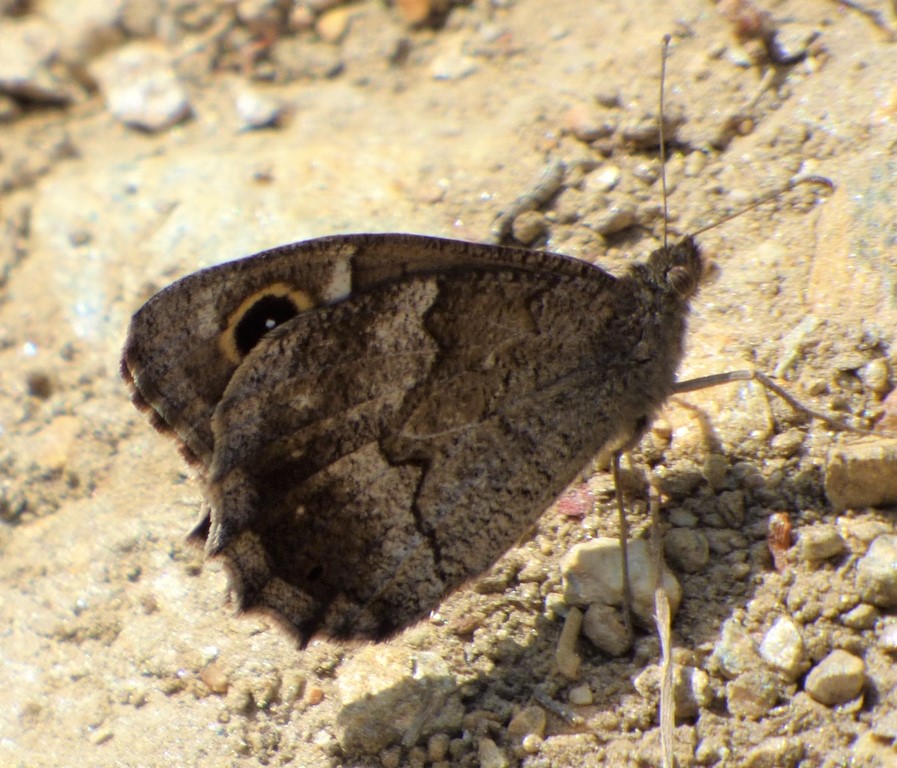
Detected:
left=121, top=234, right=603, bottom=469
left=203, top=265, right=643, bottom=642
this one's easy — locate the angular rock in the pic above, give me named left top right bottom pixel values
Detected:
left=235, top=87, right=285, bottom=130
left=91, top=42, right=191, bottom=132
left=825, top=439, right=897, bottom=511
left=726, top=668, right=782, bottom=719
left=478, top=737, right=510, bottom=768
left=804, top=649, right=865, bottom=706
left=0, top=17, right=74, bottom=104
left=799, top=525, right=847, bottom=563
left=759, top=617, right=806, bottom=680
left=581, top=601, right=631, bottom=656
left=555, top=606, right=583, bottom=680
left=335, top=646, right=461, bottom=754
left=664, top=527, right=710, bottom=573
left=856, top=534, right=897, bottom=608
left=711, top=619, right=762, bottom=680
left=561, top=537, right=681, bottom=625
left=633, top=663, right=712, bottom=721
left=506, top=705, right=546, bottom=744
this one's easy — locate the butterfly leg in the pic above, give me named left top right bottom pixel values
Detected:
left=672, top=369, right=876, bottom=434
left=612, top=451, right=635, bottom=649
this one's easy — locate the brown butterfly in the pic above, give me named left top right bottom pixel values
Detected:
left=122, top=232, right=702, bottom=644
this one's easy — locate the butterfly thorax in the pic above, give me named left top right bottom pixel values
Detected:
left=590, top=235, right=703, bottom=452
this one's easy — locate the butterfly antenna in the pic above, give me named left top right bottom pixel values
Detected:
left=658, top=36, right=677, bottom=768
left=690, top=174, right=834, bottom=236
left=659, top=34, right=671, bottom=250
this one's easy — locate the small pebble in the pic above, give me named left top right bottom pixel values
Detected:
left=702, top=453, right=729, bottom=490
left=280, top=672, right=305, bottom=703
left=200, top=662, right=229, bottom=694
left=561, top=537, right=681, bottom=625
left=521, top=734, right=543, bottom=754
left=860, top=358, right=891, bottom=397
left=856, top=534, right=897, bottom=608
left=0, top=16, right=73, bottom=104
left=593, top=87, right=620, bottom=107
left=841, top=603, right=878, bottom=630
left=877, top=618, right=897, bottom=652
left=585, top=203, right=637, bottom=236
left=825, top=439, right=897, bottom=511
left=407, top=746, right=426, bottom=768
left=506, top=705, right=546, bottom=743
left=288, top=5, right=316, bottom=30
left=568, top=684, right=593, bottom=706
left=477, top=737, right=509, bottom=768
left=726, top=668, right=781, bottom=719
left=555, top=606, right=582, bottom=680
left=718, top=489, right=746, bottom=527
left=804, top=649, right=865, bottom=706
left=632, top=161, right=659, bottom=184
left=664, top=528, right=710, bottom=573
left=581, top=602, right=631, bottom=656
left=236, top=0, right=282, bottom=25
left=668, top=508, right=698, bottom=528
left=871, top=708, right=897, bottom=740
left=315, top=6, right=353, bottom=43
left=633, top=664, right=711, bottom=720
left=88, top=726, right=114, bottom=745
left=511, top=211, right=548, bottom=245
left=380, top=745, right=402, bottom=768
left=235, top=87, right=284, bottom=130
left=744, top=736, right=804, bottom=768
left=562, top=103, right=613, bottom=143
left=429, top=41, right=478, bottom=80
left=91, top=42, right=191, bottom=132
left=769, top=429, right=804, bottom=458
left=758, top=617, right=806, bottom=680
left=684, top=151, right=707, bottom=177
left=428, top=733, right=450, bottom=762
left=711, top=619, right=762, bottom=679
left=590, top=165, right=622, bottom=192
left=396, top=0, right=435, bottom=24
left=677, top=665, right=713, bottom=719
left=250, top=672, right=281, bottom=709
left=619, top=108, right=684, bottom=148
left=799, top=525, right=847, bottom=563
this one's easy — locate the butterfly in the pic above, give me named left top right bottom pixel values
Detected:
left=122, top=231, right=703, bottom=645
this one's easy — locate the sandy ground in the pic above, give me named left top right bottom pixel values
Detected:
left=1, top=0, right=897, bottom=766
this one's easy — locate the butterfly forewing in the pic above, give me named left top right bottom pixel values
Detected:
left=121, top=234, right=611, bottom=468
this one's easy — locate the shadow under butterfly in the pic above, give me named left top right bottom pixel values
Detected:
left=122, top=229, right=717, bottom=645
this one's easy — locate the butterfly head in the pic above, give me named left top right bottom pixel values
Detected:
left=645, top=234, right=703, bottom=301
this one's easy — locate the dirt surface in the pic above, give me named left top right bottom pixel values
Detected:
left=1, top=1, right=897, bottom=766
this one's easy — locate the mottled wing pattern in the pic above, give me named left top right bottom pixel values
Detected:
left=122, top=233, right=701, bottom=643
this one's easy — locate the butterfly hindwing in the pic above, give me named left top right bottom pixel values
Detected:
left=203, top=265, right=657, bottom=642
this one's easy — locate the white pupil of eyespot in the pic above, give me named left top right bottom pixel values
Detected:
left=265, top=318, right=276, bottom=329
